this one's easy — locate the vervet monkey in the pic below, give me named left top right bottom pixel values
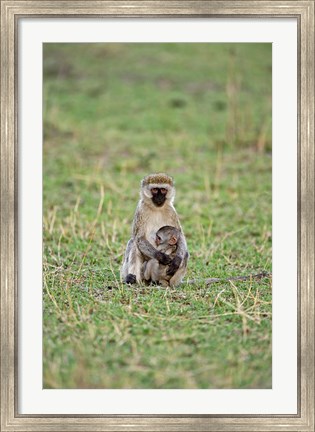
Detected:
left=142, top=225, right=183, bottom=287
left=120, top=173, right=189, bottom=287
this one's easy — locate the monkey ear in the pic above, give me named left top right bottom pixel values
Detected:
left=169, top=236, right=178, bottom=245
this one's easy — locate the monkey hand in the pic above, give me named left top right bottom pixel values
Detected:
left=166, top=256, right=182, bottom=276
left=155, top=251, right=172, bottom=265
left=125, top=274, right=137, bottom=284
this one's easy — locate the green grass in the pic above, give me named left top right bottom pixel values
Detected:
left=43, top=43, right=272, bottom=389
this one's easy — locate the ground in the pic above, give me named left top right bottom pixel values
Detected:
left=43, top=43, right=272, bottom=388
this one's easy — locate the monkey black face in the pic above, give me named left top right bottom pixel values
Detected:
left=141, top=178, right=175, bottom=206
left=151, top=187, right=168, bottom=207
left=151, top=187, right=168, bottom=206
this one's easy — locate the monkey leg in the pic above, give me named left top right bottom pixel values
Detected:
left=142, top=260, right=150, bottom=281
left=148, top=263, right=172, bottom=287
left=122, top=238, right=145, bottom=284
left=168, top=252, right=189, bottom=287
left=141, top=261, right=147, bottom=280
left=168, top=261, right=188, bottom=287
left=142, top=260, right=156, bottom=281
left=144, top=259, right=160, bottom=282
left=168, top=268, right=185, bottom=287
left=120, top=238, right=133, bottom=282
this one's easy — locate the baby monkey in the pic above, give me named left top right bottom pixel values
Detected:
left=142, top=225, right=181, bottom=287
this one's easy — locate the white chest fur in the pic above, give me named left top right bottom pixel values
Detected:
left=145, top=208, right=175, bottom=245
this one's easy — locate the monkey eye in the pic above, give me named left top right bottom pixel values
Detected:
left=151, top=188, right=158, bottom=194
left=160, top=188, right=167, bottom=194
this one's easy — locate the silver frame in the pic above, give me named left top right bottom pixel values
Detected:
left=1, top=1, right=314, bottom=431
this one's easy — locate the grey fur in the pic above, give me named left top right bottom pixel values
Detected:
left=120, top=174, right=189, bottom=287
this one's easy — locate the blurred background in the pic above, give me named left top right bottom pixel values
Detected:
left=43, top=44, right=272, bottom=389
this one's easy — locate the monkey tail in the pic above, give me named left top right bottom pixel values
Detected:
left=186, top=272, right=271, bottom=286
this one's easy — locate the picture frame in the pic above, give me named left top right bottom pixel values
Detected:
left=0, top=1, right=314, bottom=431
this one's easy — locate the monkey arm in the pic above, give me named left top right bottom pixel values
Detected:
left=137, top=237, right=172, bottom=265
left=166, top=234, right=188, bottom=276
left=166, top=256, right=182, bottom=276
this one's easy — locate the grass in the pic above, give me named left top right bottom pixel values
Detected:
left=43, top=43, right=272, bottom=389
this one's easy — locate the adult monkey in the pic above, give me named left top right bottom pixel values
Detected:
left=121, top=173, right=189, bottom=287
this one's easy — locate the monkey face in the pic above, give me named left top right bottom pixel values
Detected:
left=141, top=175, right=175, bottom=206
left=168, top=235, right=178, bottom=246
left=155, top=226, right=180, bottom=248
left=151, top=187, right=167, bottom=207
